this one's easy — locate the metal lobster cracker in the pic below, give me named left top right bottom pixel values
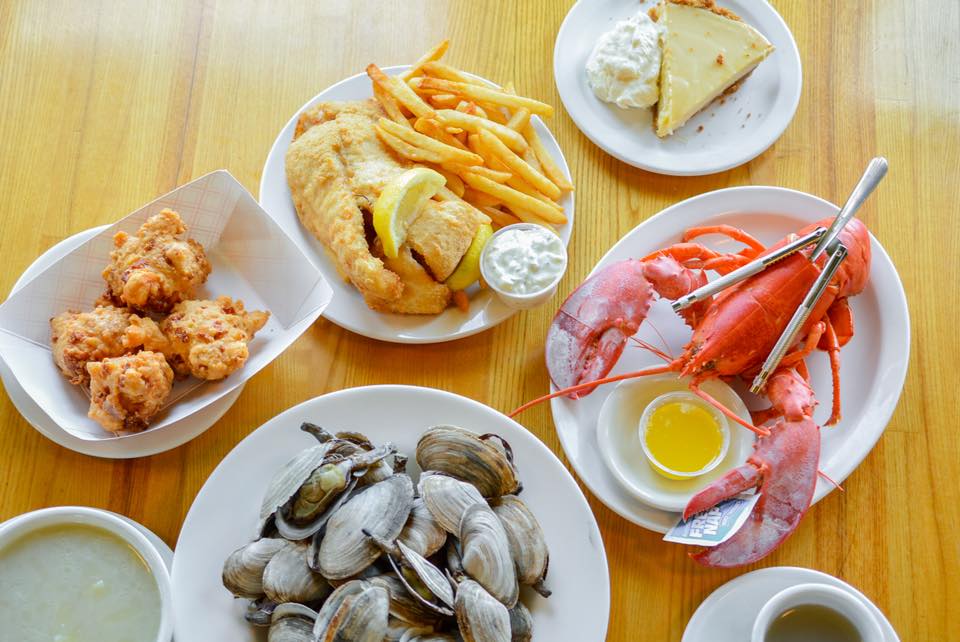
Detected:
left=513, top=158, right=887, bottom=567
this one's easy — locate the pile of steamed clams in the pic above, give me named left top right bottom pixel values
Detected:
left=222, top=423, right=550, bottom=642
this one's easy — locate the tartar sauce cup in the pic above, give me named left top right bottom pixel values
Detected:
left=0, top=506, right=174, bottom=642
left=479, top=223, right=568, bottom=310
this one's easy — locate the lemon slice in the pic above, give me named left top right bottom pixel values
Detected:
left=445, top=223, right=493, bottom=292
left=373, top=168, right=446, bottom=259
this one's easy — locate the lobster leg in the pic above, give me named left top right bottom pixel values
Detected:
left=821, top=318, right=842, bottom=426
left=682, top=224, right=767, bottom=257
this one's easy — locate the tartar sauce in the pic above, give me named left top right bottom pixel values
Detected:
left=482, top=226, right=566, bottom=295
left=585, top=10, right=662, bottom=109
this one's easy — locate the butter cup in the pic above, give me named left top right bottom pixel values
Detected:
left=639, top=391, right=730, bottom=480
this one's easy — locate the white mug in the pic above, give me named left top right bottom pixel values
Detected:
left=751, top=582, right=885, bottom=642
left=0, top=506, right=174, bottom=642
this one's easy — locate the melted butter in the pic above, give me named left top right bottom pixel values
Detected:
left=645, top=400, right=724, bottom=476
left=0, top=523, right=161, bottom=642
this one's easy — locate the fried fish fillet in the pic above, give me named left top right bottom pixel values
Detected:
left=406, top=200, right=490, bottom=282
left=367, top=239, right=451, bottom=314
left=286, top=100, right=410, bottom=302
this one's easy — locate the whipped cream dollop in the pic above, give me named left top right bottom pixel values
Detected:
left=585, top=10, right=662, bottom=109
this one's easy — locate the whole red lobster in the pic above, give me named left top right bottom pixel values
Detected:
left=512, top=216, right=871, bottom=567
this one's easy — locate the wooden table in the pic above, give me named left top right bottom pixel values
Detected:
left=1, top=1, right=956, bottom=639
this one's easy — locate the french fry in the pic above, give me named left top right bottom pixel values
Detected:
left=451, top=290, right=470, bottom=312
left=429, top=93, right=460, bottom=109
left=414, top=117, right=470, bottom=151
left=376, top=126, right=445, bottom=163
left=419, top=61, right=486, bottom=85
left=367, top=64, right=435, bottom=119
left=477, top=128, right=561, bottom=200
left=436, top=110, right=527, bottom=153
left=456, top=101, right=487, bottom=119
left=461, top=173, right=566, bottom=225
left=444, top=162, right=511, bottom=183
left=507, top=107, right=531, bottom=131
left=522, top=122, right=573, bottom=191
left=410, top=77, right=553, bottom=117
left=476, top=101, right=509, bottom=125
left=373, top=84, right=413, bottom=128
left=378, top=118, right=482, bottom=165
left=479, top=205, right=522, bottom=228
left=434, top=185, right=461, bottom=202
left=503, top=204, right=555, bottom=227
left=461, top=187, right=502, bottom=208
left=433, top=166, right=465, bottom=197
left=400, top=40, right=450, bottom=80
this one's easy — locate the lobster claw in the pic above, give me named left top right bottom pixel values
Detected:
left=545, top=260, right=654, bottom=397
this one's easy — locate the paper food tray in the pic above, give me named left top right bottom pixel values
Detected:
left=0, top=170, right=332, bottom=441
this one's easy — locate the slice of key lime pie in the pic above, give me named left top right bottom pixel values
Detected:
left=651, top=0, right=774, bottom=137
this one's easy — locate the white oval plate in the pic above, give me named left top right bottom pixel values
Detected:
left=0, top=227, right=243, bottom=459
left=554, top=0, right=802, bottom=175
left=260, top=66, right=574, bottom=343
left=682, top=567, right=899, bottom=641
left=172, top=385, right=610, bottom=641
left=549, top=186, right=910, bottom=532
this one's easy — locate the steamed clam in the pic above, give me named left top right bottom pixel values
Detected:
left=315, top=473, right=414, bottom=579
left=226, top=423, right=550, bottom=641
left=416, top=426, right=520, bottom=498
left=459, top=503, right=518, bottom=608
left=491, top=495, right=550, bottom=597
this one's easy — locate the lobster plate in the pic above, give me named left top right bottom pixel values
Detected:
left=550, top=186, right=910, bottom=533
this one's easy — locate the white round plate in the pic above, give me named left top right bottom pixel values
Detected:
left=682, top=566, right=899, bottom=641
left=172, top=385, right=609, bottom=641
left=554, top=0, right=802, bottom=175
left=260, top=66, right=575, bottom=343
left=0, top=227, right=243, bottom=459
left=550, top=186, right=910, bottom=533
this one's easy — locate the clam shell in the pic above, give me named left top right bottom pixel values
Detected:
left=222, top=538, right=292, bottom=599
left=317, top=474, right=414, bottom=579
left=416, top=426, right=519, bottom=498
left=454, top=579, right=511, bottom=642
left=459, top=503, right=518, bottom=608
left=398, top=498, right=447, bottom=558
left=260, top=444, right=333, bottom=526
left=313, top=581, right=390, bottom=642
left=268, top=603, right=318, bottom=642
left=491, top=495, right=550, bottom=597
left=368, top=574, right=445, bottom=627
left=507, top=602, right=533, bottom=642
left=419, top=472, right=485, bottom=534
left=262, top=541, right=331, bottom=604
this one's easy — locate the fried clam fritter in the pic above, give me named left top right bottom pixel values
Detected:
left=50, top=305, right=168, bottom=386
left=102, top=209, right=211, bottom=314
left=86, top=351, right=173, bottom=433
left=160, top=296, right=270, bottom=381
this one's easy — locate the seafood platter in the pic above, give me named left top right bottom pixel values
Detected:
left=0, top=3, right=915, bottom=641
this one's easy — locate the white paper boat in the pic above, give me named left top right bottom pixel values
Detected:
left=0, top=170, right=333, bottom=441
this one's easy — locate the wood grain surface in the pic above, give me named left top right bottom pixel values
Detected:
left=1, top=1, right=957, bottom=639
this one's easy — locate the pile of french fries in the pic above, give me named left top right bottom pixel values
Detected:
left=366, top=40, right=573, bottom=230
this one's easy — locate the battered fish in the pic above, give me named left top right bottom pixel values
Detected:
left=407, top=200, right=489, bottom=282
left=367, top=240, right=451, bottom=315
left=286, top=100, right=409, bottom=303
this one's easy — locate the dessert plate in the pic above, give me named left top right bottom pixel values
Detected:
left=260, top=66, right=574, bottom=344
left=682, top=567, right=899, bottom=641
left=554, top=0, right=802, bottom=175
left=1, top=226, right=243, bottom=458
left=173, top=385, right=609, bottom=641
left=548, top=186, right=910, bottom=533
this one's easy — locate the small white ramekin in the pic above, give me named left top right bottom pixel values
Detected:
left=0, top=506, right=173, bottom=642
left=638, top=391, right=730, bottom=480
left=751, top=582, right=885, bottom=642
left=479, top=223, right=568, bottom=310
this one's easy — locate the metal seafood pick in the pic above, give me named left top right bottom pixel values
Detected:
left=672, top=226, right=827, bottom=312
left=750, top=156, right=888, bottom=393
